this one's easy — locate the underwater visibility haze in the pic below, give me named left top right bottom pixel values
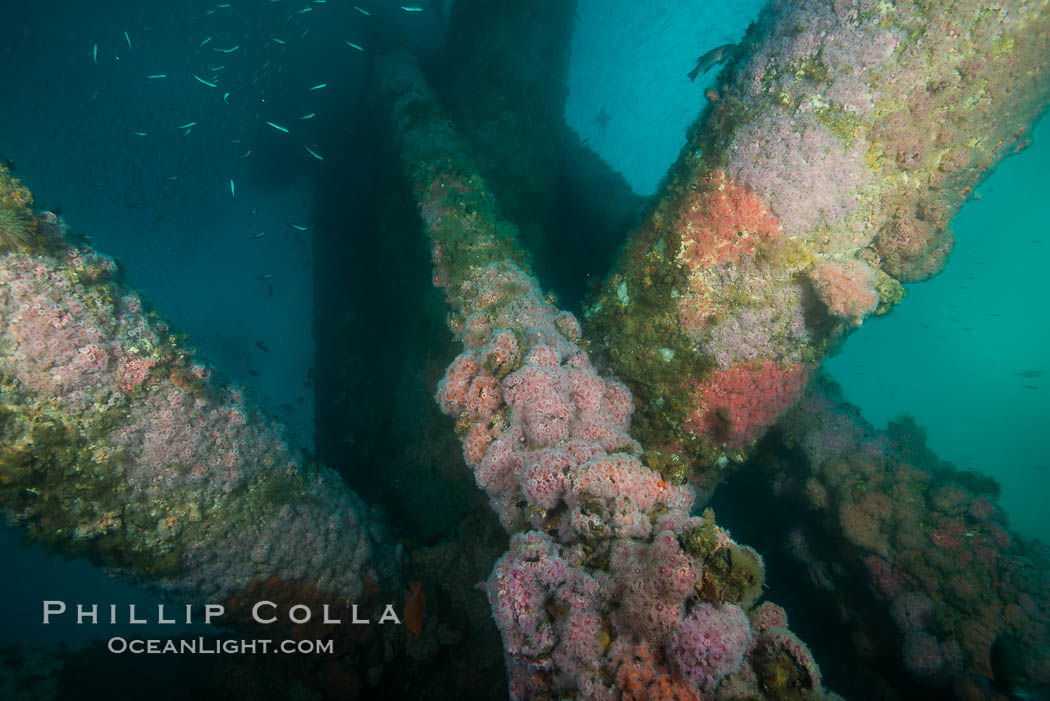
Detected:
left=0, top=0, right=1048, bottom=699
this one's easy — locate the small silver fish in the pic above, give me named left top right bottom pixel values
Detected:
left=147, top=74, right=167, bottom=79
left=300, top=112, right=316, bottom=119
left=345, top=41, right=364, bottom=51
left=354, top=6, right=370, bottom=15
left=230, top=179, right=236, bottom=197
left=124, top=31, right=131, bottom=50
left=309, top=83, right=327, bottom=90
left=194, top=74, right=218, bottom=87
left=92, top=43, right=98, bottom=64
left=287, top=222, right=309, bottom=231
left=304, top=145, right=324, bottom=161
left=265, top=121, right=289, bottom=133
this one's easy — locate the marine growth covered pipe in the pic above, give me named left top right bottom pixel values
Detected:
left=0, top=166, right=400, bottom=624
left=767, top=379, right=1050, bottom=696
left=378, top=51, right=835, bottom=700
left=584, top=0, right=1050, bottom=487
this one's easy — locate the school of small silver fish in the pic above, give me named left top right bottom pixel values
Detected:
left=83, top=0, right=439, bottom=274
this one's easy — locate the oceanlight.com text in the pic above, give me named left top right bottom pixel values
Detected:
left=107, top=637, right=335, bottom=655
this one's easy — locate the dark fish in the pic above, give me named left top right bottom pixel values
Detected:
left=255, top=340, right=269, bottom=352
left=257, top=273, right=272, bottom=280
left=595, top=107, right=610, bottom=135
left=267, top=283, right=273, bottom=299
left=986, top=634, right=1050, bottom=700
left=688, top=43, right=737, bottom=81
left=1015, top=370, right=1044, bottom=378
left=917, top=323, right=931, bottom=329
left=948, top=317, right=962, bottom=322
left=1033, top=465, right=1050, bottom=472
left=247, top=370, right=261, bottom=377
left=1023, top=385, right=1038, bottom=390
